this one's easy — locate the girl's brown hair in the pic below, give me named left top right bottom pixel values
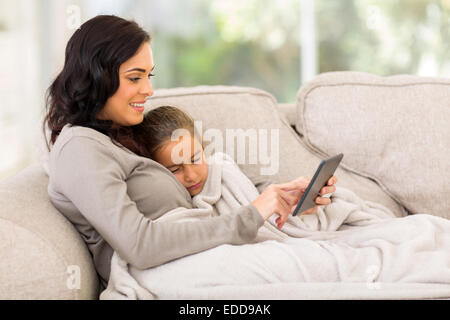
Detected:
left=120, top=106, right=199, bottom=159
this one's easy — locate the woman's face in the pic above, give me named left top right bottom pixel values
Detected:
left=97, top=41, right=155, bottom=126
left=154, top=136, right=208, bottom=197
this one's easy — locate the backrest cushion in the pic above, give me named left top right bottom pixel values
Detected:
left=296, top=71, right=450, bottom=218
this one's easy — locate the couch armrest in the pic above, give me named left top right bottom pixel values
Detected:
left=0, top=164, right=99, bottom=299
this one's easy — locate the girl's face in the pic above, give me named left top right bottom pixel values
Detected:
left=154, top=136, right=208, bottom=197
left=97, top=42, right=155, bottom=126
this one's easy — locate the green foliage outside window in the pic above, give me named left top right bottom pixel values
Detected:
left=151, top=0, right=450, bottom=102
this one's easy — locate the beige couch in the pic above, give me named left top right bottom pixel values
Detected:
left=1, top=71, right=448, bottom=299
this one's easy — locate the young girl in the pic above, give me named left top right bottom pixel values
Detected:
left=123, top=106, right=337, bottom=229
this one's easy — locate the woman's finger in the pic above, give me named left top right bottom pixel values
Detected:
left=315, top=196, right=331, bottom=206
left=327, top=176, right=338, bottom=186
left=274, top=181, right=299, bottom=191
left=277, top=177, right=310, bottom=192
left=300, top=205, right=318, bottom=215
left=275, top=195, right=291, bottom=228
left=277, top=194, right=291, bottom=217
left=278, top=189, right=300, bottom=206
left=320, top=185, right=336, bottom=195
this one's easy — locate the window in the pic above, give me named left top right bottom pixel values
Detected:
left=1, top=0, right=449, bottom=180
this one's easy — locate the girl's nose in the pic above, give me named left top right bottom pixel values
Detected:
left=183, top=164, right=198, bottom=183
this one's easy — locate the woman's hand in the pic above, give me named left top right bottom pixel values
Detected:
left=251, top=181, right=301, bottom=229
left=287, top=175, right=338, bottom=216
left=251, top=176, right=338, bottom=229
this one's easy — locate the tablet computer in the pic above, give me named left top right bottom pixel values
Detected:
left=292, top=153, right=343, bottom=216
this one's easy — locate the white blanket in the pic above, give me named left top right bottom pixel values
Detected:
left=100, top=153, right=450, bottom=300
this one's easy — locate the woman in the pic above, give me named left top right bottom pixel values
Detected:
left=43, top=15, right=336, bottom=289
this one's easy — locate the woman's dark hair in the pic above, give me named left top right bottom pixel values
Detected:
left=120, top=106, right=199, bottom=159
left=43, top=15, right=151, bottom=150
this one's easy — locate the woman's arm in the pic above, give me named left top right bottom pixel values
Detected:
left=52, top=137, right=264, bottom=269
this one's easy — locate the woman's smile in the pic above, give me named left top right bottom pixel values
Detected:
left=129, top=100, right=146, bottom=112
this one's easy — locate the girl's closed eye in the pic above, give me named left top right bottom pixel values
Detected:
left=170, top=166, right=181, bottom=174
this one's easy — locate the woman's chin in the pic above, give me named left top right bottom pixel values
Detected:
left=128, top=114, right=145, bottom=125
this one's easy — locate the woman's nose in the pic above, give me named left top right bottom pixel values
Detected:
left=141, top=77, right=154, bottom=97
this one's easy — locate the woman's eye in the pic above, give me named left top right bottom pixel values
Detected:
left=193, top=158, right=201, bottom=163
left=129, top=74, right=154, bottom=83
left=170, top=168, right=180, bottom=173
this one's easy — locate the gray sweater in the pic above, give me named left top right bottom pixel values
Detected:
left=47, top=124, right=266, bottom=286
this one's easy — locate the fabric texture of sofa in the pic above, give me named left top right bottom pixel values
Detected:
left=0, top=71, right=448, bottom=299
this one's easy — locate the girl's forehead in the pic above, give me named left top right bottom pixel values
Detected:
left=157, top=136, right=203, bottom=165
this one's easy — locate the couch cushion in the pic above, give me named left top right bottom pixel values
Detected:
left=296, top=71, right=450, bottom=219
left=147, top=85, right=406, bottom=217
